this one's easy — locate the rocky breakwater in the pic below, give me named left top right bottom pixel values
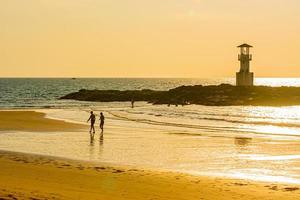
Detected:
left=60, top=84, right=300, bottom=106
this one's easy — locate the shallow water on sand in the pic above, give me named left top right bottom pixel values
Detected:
left=1, top=107, right=300, bottom=184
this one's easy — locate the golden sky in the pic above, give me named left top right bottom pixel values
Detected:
left=1, top=0, right=300, bottom=77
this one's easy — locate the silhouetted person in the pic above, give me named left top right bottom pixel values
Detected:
left=87, top=111, right=96, bottom=134
left=131, top=99, right=135, bottom=108
left=100, top=112, right=105, bottom=134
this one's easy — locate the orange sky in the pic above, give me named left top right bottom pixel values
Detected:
left=1, top=0, right=300, bottom=77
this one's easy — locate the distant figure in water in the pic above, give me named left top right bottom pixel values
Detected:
left=100, top=112, right=105, bottom=134
left=87, top=111, right=96, bottom=134
left=131, top=99, right=135, bottom=108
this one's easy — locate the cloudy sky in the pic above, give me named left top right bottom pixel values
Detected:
left=1, top=0, right=300, bottom=77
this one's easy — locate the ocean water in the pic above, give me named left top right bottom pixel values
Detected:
left=2, top=78, right=300, bottom=184
left=2, top=77, right=300, bottom=108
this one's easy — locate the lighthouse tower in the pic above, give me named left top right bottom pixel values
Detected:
left=236, top=43, right=254, bottom=86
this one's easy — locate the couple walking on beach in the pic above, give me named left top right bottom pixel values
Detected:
left=87, top=111, right=105, bottom=135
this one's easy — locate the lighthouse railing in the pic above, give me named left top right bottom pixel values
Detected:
left=238, top=54, right=252, bottom=61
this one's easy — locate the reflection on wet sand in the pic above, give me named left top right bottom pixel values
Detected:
left=100, top=134, right=104, bottom=146
left=89, top=133, right=95, bottom=146
left=89, top=133, right=104, bottom=160
left=89, top=133, right=104, bottom=146
left=234, top=137, right=252, bottom=146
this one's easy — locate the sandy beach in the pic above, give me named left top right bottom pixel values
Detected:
left=0, top=111, right=85, bottom=132
left=0, top=110, right=300, bottom=199
left=1, top=150, right=300, bottom=200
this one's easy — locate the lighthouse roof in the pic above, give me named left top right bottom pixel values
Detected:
left=237, top=43, right=253, bottom=48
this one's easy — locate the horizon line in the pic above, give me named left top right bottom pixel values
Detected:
left=2, top=76, right=300, bottom=79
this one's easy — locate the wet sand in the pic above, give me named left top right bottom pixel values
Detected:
left=1, top=150, right=300, bottom=200
left=0, top=111, right=85, bottom=132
